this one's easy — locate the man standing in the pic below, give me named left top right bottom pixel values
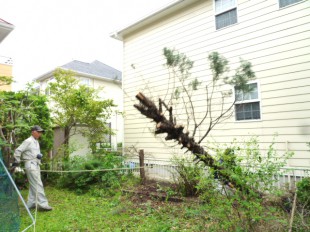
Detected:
left=13, top=125, right=52, bottom=211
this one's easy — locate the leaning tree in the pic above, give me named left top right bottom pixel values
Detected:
left=134, top=48, right=255, bottom=192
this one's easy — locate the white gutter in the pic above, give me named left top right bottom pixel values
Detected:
left=0, top=19, right=15, bottom=43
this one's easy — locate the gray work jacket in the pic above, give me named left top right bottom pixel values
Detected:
left=14, top=136, right=41, bottom=165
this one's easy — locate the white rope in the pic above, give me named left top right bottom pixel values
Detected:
left=22, top=166, right=144, bottom=173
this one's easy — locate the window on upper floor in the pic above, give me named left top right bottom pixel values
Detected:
left=45, top=77, right=55, bottom=96
left=80, top=77, right=90, bottom=86
left=215, top=0, right=238, bottom=30
left=279, top=0, right=303, bottom=8
left=45, top=87, right=51, bottom=96
left=234, top=82, right=261, bottom=121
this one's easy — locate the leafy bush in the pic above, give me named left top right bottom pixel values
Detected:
left=171, top=155, right=206, bottom=197
left=57, top=153, right=130, bottom=195
left=196, top=137, right=292, bottom=231
left=297, top=177, right=310, bottom=209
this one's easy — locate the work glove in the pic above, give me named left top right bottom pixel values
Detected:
left=10, top=162, right=19, bottom=173
left=36, top=154, right=43, bottom=160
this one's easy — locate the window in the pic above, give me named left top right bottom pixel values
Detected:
left=234, top=82, right=261, bottom=121
left=45, top=77, right=55, bottom=96
left=95, top=123, right=112, bottom=151
left=80, top=77, right=90, bottom=86
left=45, top=87, right=51, bottom=96
left=215, top=0, right=238, bottom=30
left=279, top=0, right=302, bottom=8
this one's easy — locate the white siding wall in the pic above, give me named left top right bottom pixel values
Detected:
left=69, top=132, right=90, bottom=157
left=95, top=79, right=123, bottom=149
left=122, top=0, right=310, bottom=167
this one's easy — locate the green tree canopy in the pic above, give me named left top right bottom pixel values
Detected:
left=48, top=68, right=116, bottom=159
left=0, top=84, right=53, bottom=166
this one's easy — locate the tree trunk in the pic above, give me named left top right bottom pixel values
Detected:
left=63, top=126, right=70, bottom=161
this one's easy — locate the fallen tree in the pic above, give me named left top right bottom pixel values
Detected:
left=134, top=92, right=248, bottom=192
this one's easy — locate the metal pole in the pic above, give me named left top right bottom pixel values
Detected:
left=0, top=158, right=35, bottom=228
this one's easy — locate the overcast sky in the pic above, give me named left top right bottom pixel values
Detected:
left=0, top=0, right=174, bottom=90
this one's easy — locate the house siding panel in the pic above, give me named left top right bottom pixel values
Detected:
left=121, top=0, right=310, bottom=167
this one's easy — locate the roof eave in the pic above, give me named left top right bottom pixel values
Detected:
left=0, top=19, right=15, bottom=43
left=33, top=68, right=122, bottom=84
left=110, top=0, right=198, bottom=41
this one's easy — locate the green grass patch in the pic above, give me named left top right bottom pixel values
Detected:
left=19, top=186, right=209, bottom=232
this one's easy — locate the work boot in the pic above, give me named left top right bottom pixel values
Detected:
left=39, top=205, right=53, bottom=211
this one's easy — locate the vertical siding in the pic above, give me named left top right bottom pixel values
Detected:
left=122, top=0, right=310, bottom=167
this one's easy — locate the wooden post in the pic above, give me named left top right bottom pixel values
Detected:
left=139, top=149, right=146, bottom=185
left=289, top=190, right=297, bottom=232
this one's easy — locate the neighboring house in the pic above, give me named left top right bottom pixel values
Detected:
left=34, top=60, right=123, bottom=157
left=0, top=18, right=14, bottom=91
left=111, top=0, right=310, bottom=169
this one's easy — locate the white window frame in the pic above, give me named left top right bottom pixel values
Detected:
left=79, top=77, right=91, bottom=86
left=278, top=0, right=303, bottom=9
left=233, top=81, right=262, bottom=122
left=214, top=0, right=238, bottom=30
left=45, top=77, right=55, bottom=96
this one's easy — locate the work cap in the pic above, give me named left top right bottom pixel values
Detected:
left=31, top=125, right=45, bottom=132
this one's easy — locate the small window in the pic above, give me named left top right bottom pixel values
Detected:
left=80, top=77, right=90, bottom=86
left=45, top=87, right=51, bottom=96
left=45, top=77, right=55, bottom=96
left=215, top=0, right=238, bottom=30
left=234, top=82, right=261, bottom=121
left=279, top=0, right=302, bottom=8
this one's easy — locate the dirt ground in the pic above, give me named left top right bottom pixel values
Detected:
left=123, top=179, right=193, bottom=207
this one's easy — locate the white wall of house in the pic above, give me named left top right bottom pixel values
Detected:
left=94, top=78, right=123, bottom=149
left=117, top=0, right=310, bottom=167
left=69, top=132, right=91, bottom=157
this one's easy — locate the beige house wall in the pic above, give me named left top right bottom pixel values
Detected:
left=0, top=63, right=12, bottom=91
left=120, top=0, right=310, bottom=167
left=94, top=78, right=123, bottom=149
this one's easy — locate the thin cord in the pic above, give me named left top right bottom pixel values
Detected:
left=24, top=166, right=144, bottom=173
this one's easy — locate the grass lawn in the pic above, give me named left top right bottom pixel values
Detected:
left=19, top=186, right=208, bottom=232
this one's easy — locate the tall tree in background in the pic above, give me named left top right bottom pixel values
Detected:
left=48, top=69, right=116, bottom=160
left=134, top=48, right=255, bottom=191
left=0, top=84, right=53, bottom=167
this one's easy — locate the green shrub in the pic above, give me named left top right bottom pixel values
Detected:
left=171, top=155, right=205, bottom=197
left=297, top=177, right=310, bottom=209
left=196, top=136, right=292, bottom=231
left=57, top=153, right=129, bottom=194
